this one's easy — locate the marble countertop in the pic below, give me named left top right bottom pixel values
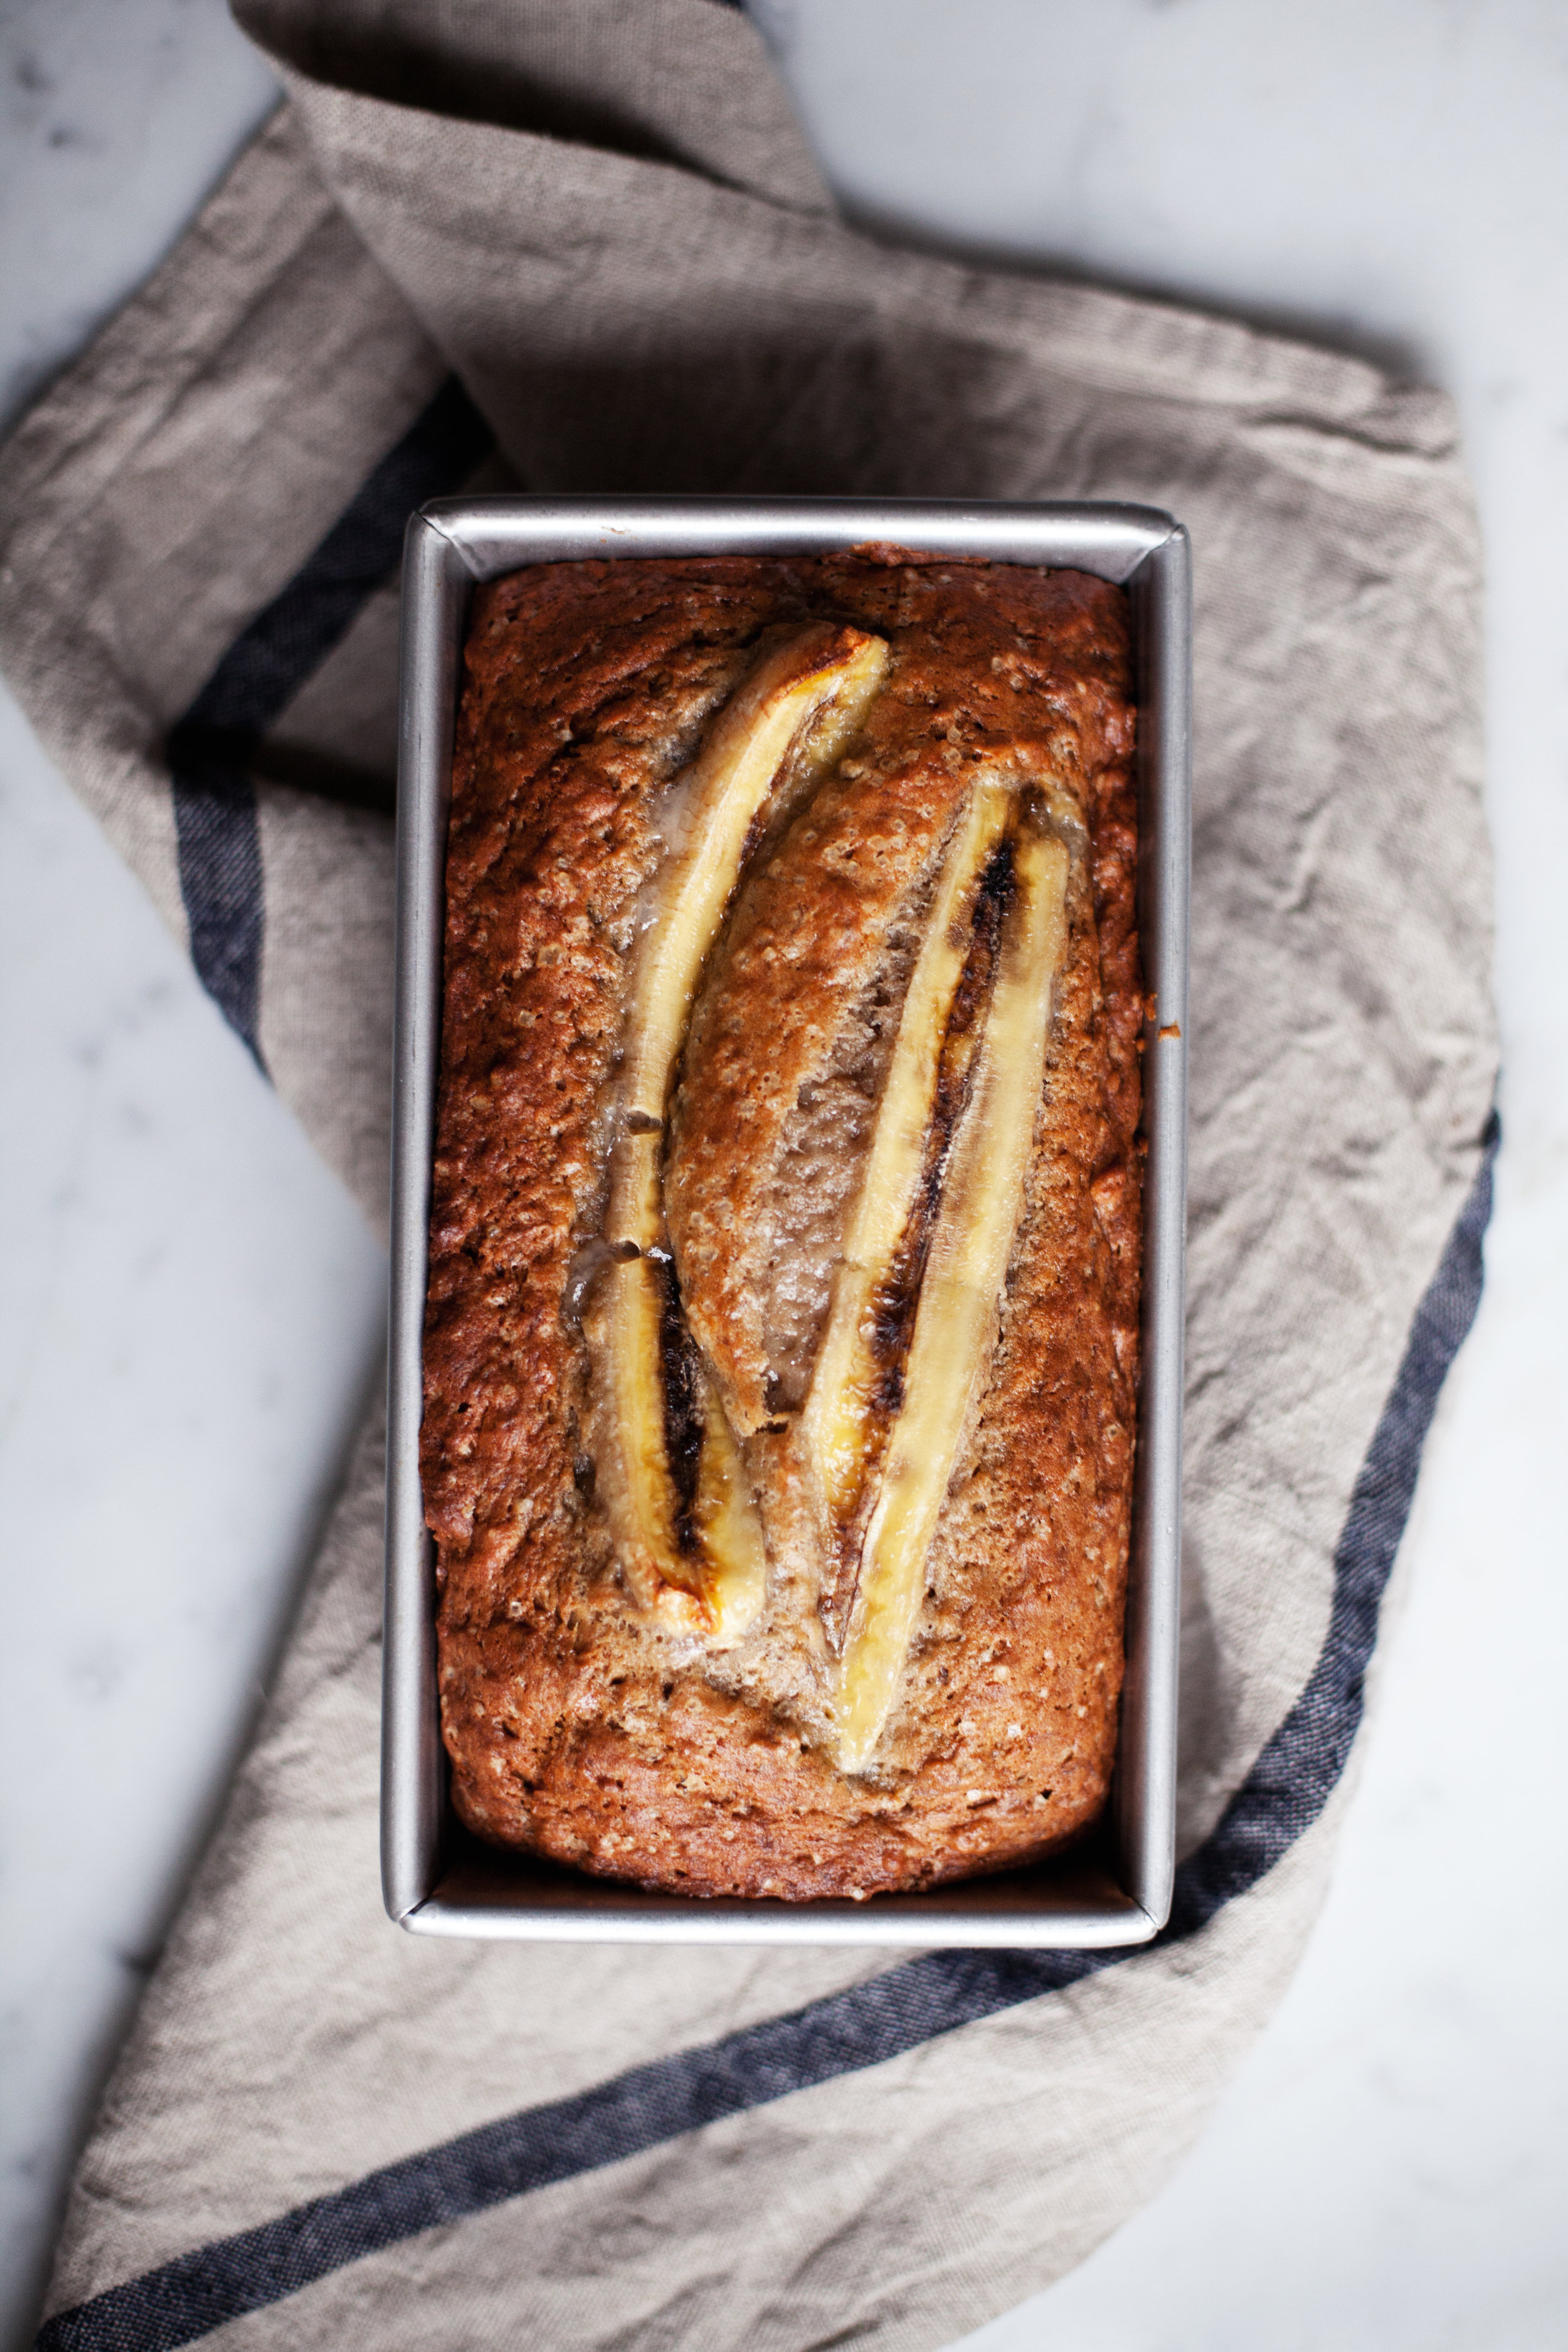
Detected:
left=2, top=2, right=1565, bottom=2346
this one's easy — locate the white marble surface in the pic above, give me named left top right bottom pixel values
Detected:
left=1, top=2, right=1565, bottom=2347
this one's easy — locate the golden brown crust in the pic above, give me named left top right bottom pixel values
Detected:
left=423, top=552, right=1142, bottom=1900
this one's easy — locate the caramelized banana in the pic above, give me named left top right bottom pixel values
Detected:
left=586, top=1247, right=765, bottom=1641
left=800, top=779, right=1015, bottom=1631
left=830, top=821, right=1071, bottom=1769
left=590, top=624, right=889, bottom=1639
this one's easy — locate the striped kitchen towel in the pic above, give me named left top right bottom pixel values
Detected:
left=0, top=2, right=1496, bottom=2346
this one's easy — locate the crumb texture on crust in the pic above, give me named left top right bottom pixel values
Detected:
left=423, top=551, right=1142, bottom=1901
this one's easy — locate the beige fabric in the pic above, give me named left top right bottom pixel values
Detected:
left=0, top=1, right=1496, bottom=2344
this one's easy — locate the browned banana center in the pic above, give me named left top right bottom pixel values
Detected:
left=817, top=829, right=1020, bottom=1649
left=784, top=777, right=1074, bottom=1765
left=868, top=835, right=1017, bottom=1417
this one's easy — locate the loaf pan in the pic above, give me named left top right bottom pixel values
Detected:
left=385, top=497, right=1189, bottom=1947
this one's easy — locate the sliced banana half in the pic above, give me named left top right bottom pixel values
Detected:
left=801, top=776, right=1015, bottom=1630
left=822, top=811, right=1071, bottom=1769
left=588, top=623, right=889, bottom=1642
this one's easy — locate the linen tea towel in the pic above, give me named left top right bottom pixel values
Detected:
left=0, top=2, right=1498, bottom=2344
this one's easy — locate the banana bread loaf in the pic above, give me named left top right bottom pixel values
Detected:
left=422, top=548, right=1143, bottom=1900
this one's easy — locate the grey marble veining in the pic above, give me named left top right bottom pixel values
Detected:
left=0, top=0, right=278, bottom=428
left=3, top=3, right=1567, bottom=2348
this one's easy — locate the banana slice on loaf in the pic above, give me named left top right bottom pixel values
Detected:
left=586, top=624, right=886, bottom=1641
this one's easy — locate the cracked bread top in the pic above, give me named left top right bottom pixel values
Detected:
left=423, top=548, right=1142, bottom=1900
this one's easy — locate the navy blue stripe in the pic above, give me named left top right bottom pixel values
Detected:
left=171, top=769, right=267, bottom=1059
left=37, top=1118, right=1496, bottom=2350
left=167, top=375, right=493, bottom=1056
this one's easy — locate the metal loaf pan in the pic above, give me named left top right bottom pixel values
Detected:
left=386, top=498, right=1189, bottom=1947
